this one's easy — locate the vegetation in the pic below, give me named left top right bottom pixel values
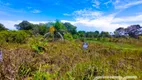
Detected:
left=0, top=23, right=8, bottom=31
left=0, top=30, right=29, bottom=44
left=0, top=21, right=142, bottom=80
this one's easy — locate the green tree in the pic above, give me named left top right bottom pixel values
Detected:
left=94, top=31, right=99, bottom=37
left=86, top=32, right=94, bottom=38
left=32, top=24, right=48, bottom=35
left=64, top=22, right=77, bottom=35
left=0, top=23, right=8, bottom=31
left=15, top=21, right=34, bottom=30
left=54, top=20, right=67, bottom=32
left=99, top=31, right=110, bottom=37
left=85, top=31, right=100, bottom=38
left=78, top=31, right=86, bottom=37
left=44, top=20, right=66, bottom=41
left=46, top=22, right=55, bottom=28
left=73, top=34, right=79, bottom=39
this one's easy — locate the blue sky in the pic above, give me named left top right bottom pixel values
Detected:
left=0, top=0, right=142, bottom=32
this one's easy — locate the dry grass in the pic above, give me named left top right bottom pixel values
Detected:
left=0, top=38, right=142, bottom=80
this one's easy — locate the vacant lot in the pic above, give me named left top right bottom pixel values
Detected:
left=0, top=38, right=142, bottom=80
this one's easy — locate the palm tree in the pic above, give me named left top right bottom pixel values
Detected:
left=44, top=20, right=67, bottom=41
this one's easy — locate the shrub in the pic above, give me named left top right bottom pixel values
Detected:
left=64, top=33, right=73, bottom=41
left=73, top=34, right=79, bottom=39
left=0, top=30, right=29, bottom=43
left=79, top=37, right=85, bottom=42
left=33, top=64, right=58, bottom=80
left=31, top=39, right=47, bottom=54
left=139, top=36, right=142, bottom=40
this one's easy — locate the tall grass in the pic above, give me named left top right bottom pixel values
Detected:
left=0, top=37, right=142, bottom=80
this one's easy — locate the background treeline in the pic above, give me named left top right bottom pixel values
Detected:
left=0, top=20, right=111, bottom=43
left=0, top=20, right=142, bottom=43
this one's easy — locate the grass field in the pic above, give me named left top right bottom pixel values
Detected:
left=0, top=37, right=142, bottom=80
left=88, top=40, right=142, bottom=50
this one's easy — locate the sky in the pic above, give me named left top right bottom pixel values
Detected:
left=0, top=0, right=142, bottom=32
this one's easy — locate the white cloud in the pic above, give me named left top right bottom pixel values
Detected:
left=104, top=0, right=112, bottom=5
left=1, top=13, right=142, bottom=32
left=114, top=0, right=142, bottom=9
left=74, top=9, right=102, bottom=17
left=113, top=15, right=142, bottom=23
left=62, top=17, right=129, bottom=32
left=103, top=0, right=142, bottom=10
left=92, top=0, right=100, bottom=8
left=31, top=9, right=41, bottom=13
left=27, top=7, right=41, bottom=14
left=63, top=13, right=71, bottom=16
left=1, top=9, right=142, bottom=32
left=62, top=9, right=142, bottom=32
left=64, top=9, right=102, bottom=19
left=29, top=21, right=48, bottom=24
left=0, top=20, right=21, bottom=30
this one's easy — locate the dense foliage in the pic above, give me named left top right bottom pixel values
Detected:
left=15, top=21, right=34, bottom=30
left=32, top=24, right=48, bottom=35
left=63, top=32, right=73, bottom=41
left=63, top=22, right=77, bottom=35
left=0, top=30, right=29, bottom=43
left=0, top=23, right=8, bottom=31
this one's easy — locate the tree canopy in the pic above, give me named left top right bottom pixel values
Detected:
left=63, top=22, right=77, bottom=35
left=0, top=23, right=8, bottom=31
left=15, top=21, right=33, bottom=30
left=32, top=24, right=48, bottom=35
left=54, top=20, right=67, bottom=32
left=78, top=31, right=86, bottom=37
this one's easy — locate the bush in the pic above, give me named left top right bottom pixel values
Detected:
left=139, top=36, right=142, bottom=40
left=64, top=33, right=73, bottom=41
left=73, top=34, right=79, bottom=39
left=0, top=30, right=29, bottom=43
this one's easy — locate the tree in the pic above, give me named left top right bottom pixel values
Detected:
left=63, top=22, right=77, bottom=35
left=44, top=20, right=66, bottom=41
left=86, top=31, right=99, bottom=38
left=78, top=31, right=86, bottom=37
left=32, top=24, right=48, bottom=35
left=86, top=32, right=93, bottom=38
left=46, top=22, right=55, bottom=28
left=15, top=21, right=33, bottom=30
left=73, top=34, right=79, bottom=39
left=94, top=31, right=99, bottom=37
left=44, top=26, right=64, bottom=41
left=99, top=31, right=110, bottom=37
left=54, top=20, right=67, bottom=32
left=0, top=23, right=8, bottom=31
